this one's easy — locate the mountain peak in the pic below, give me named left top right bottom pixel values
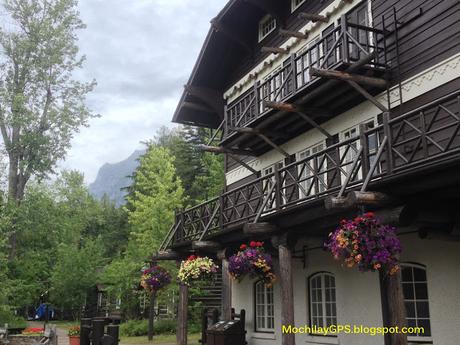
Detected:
left=89, top=149, right=145, bottom=206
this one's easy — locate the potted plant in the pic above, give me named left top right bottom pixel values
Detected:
left=178, top=255, right=219, bottom=286
left=68, top=326, right=80, bottom=345
left=325, top=212, right=402, bottom=275
left=228, top=241, right=276, bottom=287
left=140, top=265, right=172, bottom=294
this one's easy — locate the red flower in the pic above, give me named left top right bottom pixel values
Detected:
left=188, top=255, right=197, bottom=261
left=250, top=241, right=257, bottom=248
left=256, top=242, right=263, bottom=247
left=240, top=244, right=247, bottom=250
left=364, top=212, right=375, bottom=218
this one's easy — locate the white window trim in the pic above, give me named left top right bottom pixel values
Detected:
left=258, top=15, right=277, bottom=42
left=401, top=263, right=433, bottom=342
left=291, top=0, right=306, bottom=12
left=255, top=281, right=275, bottom=333
left=308, top=273, right=337, bottom=334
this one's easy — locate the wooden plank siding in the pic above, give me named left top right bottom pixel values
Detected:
left=226, top=0, right=336, bottom=91
left=373, top=0, right=460, bottom=82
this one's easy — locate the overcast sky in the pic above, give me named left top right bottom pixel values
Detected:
left=61, top=0, right=227, bottom=184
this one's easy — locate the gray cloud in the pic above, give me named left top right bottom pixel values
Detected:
left=62, top=0, right=227, bottom=183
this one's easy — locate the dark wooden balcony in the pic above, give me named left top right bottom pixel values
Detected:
left=160, top=90, right=460, bottom=251
left=221, top=19, right=389, bottom=153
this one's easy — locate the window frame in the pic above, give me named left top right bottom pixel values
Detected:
left=401, top=263, right=433, bottom=341
left=258, top=14, right=277, bottom=42
left=297, top=141, right=326, bottom=198
left=254, top=280, right=275, bottom=333
left=308, top=272, right=338, bottom=336
left=291, top=0, right=306, bottom=12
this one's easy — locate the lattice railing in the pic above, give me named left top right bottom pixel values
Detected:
left=223, top=19, right=387, bottom=138
left=162, top=91, right=460, bottom=248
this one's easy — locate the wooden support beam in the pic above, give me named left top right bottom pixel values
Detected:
left=228, top=153, right=258, bottom=175
left=192, top=241, right=222, bottom=252
left=273, top=234, right=296, bottom=345
left=152, top=250, right=183, bottom=261
left=379, top=271, right=408, bottom=345
left=177, top=283, right=189, bottom=345
left=347, top=80, right=389, bottom=112
left=325, top=191, right=392, bottom=210
left=348, top=191, right=392, bottom=206
left=198, top=144, right=256, bottom=157
left=220, top=256, right=233, bottom=321
left=310, top=68, right=388, bottom=89
left=263, top=101, right=330, bottom=117
left=184, top=84, right=225, bottom=118
left=231, top=127, right=290, bottom=158
left=262, top=101, right=334, bottom=139
left=261, top=46, right=288, bottom=55
left=182, top=101, right=215, bottom=114
left=298, top=12, right=329, bottom=23
left=243, top=222, right=278, bottom=237
left=374, top=206, right=416, bottom=227
left=279, top=29, right=308, bottom=40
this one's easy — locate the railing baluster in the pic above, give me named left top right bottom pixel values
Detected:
left=341, top=15, right=349, bottom=63
left=359, top=123, right=370, bottom=177
left=383, top=112, right=394, bottom=173
left=274, top=165, right=281, bottom=211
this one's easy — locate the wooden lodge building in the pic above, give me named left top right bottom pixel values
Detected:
left=155, top=1, right=460, bottom=345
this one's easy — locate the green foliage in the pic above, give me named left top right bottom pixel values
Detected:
left=120, top=319, right=178, bottom=336
left=126, top=145, right=183, bottom=253
left=50, top=239, right=106, bottom=310
left=155, top=126, right=224, bottom=205
left=0, top=0, right=97, bottom=202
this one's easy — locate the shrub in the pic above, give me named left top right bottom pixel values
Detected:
left=0, top=309, right=27, bottom=329
left=120, top=319, right=178, bottom=336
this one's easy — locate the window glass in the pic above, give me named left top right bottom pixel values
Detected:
left=255, top=281, right=275, bottom=332
left=309, top=273, right=337, bottom=332
left=259, top=15, right=276, bottom=42
left=401, top=264, right=431, bottom=337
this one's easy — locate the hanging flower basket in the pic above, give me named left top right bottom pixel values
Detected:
left=325, top=212, right=402, bottom=275
left=140, top=265, right=172, bottom=294
left=178, top=255, right=219, bottom=286
left=229, top=241, right=276, bottom=287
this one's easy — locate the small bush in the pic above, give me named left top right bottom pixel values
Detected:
left=120, top=319, right=178, bottom=336
left=0, top=309, right=27, bottom=329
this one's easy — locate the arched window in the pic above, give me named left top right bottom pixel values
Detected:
left=308, top=273, right=337, bottom=330
left=254, top=281, right=274, bottom=332
left=401, top=263, right=431, bottom=337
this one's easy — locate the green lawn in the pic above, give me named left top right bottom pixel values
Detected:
left=120, top=333, right=200, bottom=345
left=50, top=321, right=79, bottom=330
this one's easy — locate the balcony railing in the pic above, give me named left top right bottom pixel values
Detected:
left=224, top=19, right=388, bottom=138
left=161, top=90, right=460, bottom=250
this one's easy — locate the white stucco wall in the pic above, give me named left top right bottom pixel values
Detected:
left=231, top=234, right=460, bottom=345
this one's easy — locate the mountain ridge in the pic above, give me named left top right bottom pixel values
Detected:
left=89, top=149, right=145, bottom=206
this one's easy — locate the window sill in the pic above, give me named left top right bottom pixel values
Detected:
left=305, top=335, right=339, bottom=345
left=252, top=332, right=276, bottom=340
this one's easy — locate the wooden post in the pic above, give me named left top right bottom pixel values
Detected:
left=275, top=235, right=296, bottom=345
left=221, top=258, right=233, bottom=321
left=177, top=283, right=189, bottom=345
left=148, top=293, right=155, bottom=341
left=380, top=271, right=408, bottom=345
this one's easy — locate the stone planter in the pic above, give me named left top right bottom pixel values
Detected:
left=8, top=335, right=42, bottom=345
